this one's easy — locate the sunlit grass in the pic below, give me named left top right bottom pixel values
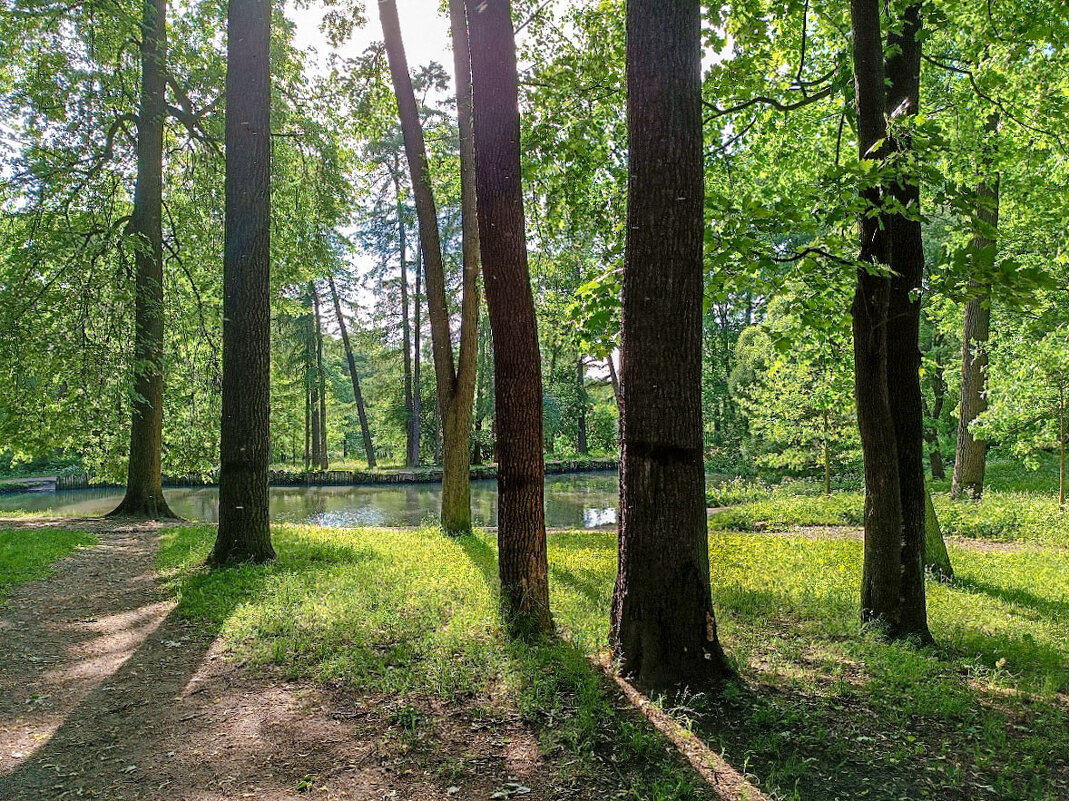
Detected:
left=156, top=522, right=1068, bottom=800
left=0, top=526, right=96, bottom=601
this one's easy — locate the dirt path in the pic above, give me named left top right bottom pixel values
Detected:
left=0, top=518, right=601, bottom=800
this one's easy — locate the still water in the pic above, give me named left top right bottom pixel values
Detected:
left=0, top=472, right=620, bottom=529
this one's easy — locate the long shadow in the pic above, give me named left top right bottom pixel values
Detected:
left=549, top=564, right=605, bottom=607
left=952, top=574, right=1069, bottom=621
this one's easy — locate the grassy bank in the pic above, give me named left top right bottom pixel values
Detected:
left=0, top=526, right=96, bottom=602
left=157, top=523, right=1068, bottom=800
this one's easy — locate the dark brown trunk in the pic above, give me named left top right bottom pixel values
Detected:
left=610, top=0, right=730, bottom=692
left=952, top=117, right=998, bottom=500
left=467, top=0, right=552, bottom=636
left=883, top=2, right=931, bottom=641
left=110, top=0, right=177, bottom=520
left=212, top=0, right=273, bottom=564
left=328, top=275, right=376, bottom=467
left=313, top=285, right=328, bottom=470
left=850, top=0, right=906, bottom=632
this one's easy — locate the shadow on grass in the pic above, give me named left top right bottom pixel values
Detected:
left=953, top=574, right=1069, bottom=621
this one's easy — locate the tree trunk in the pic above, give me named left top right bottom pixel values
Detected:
left=110, top=0, right=177, bottom=520
left=379, top=0, right=479, bottom=532
left=924, top=483, right=954, bottom=581
left=212, top=0, right=273, bottom=564
left=610, top=0, right=730, bottom=693
left=313, top=285, right=328, bottom=469
left=850, top=0, right=908, bottom=633
left=607, top=353, right=622, bottom=410
left=467, top=0, right=552, bottom=636
left=328, top=275, right=376, bottom=467
left=823, top=408, right=832, bottom=496
left=309, top=296, right=322, bottom=470
left=413, top=244, right=422, bottom=463
left=395, top=161, right=418, bottom=468
left=924, top=347, right=947, bottom=480
left=1060, top=386, right=1065, bottom=508
left=952, top=118, right=999, bottom=500
left=882, top=2, right=931, bottom=641
left=304, top=373, right=310, bottom=470
left=575, top=356, right=588, bottom=455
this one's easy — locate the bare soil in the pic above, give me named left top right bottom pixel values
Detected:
left=0, top=518, right=630, bottom=800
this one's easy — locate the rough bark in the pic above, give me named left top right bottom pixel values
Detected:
left=328, top=275, right=376, bottom=467
left=609, top=0, right=730, bottom=693
left=211, top=0, right=273, bottom=564
left=379, top=0, right=480, bottom=533
left=882, top=2, right=931, bottom=641
left=110, top=0, right=177, bottom=520
left=850, top=0, right=908, bottom=633
left=467, top=0, right=552, bottom=636
left=313, top=285, right=328, bottom=469
left=952, top=118, right=999, bottom=500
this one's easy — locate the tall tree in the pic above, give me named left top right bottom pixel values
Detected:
left=849, top=0, right=929, bottom=640
left=952, top=115, right=1000, bottom=500
left=609, top=0, right=730, bottom=692
left=210, top=0, right=274, bottom=564
left=467, top=0, right=552, bottom=635
left=328, top=275, right=376, bottom=467
left=109, top=0, right=177, bottom=519
left=313, top=284, right=328, bottom=469
left=392, top=161, right=419, bottom=468
left=882, top=2, right=931, bottom=640
left=379, top=0, right=480, bottom=532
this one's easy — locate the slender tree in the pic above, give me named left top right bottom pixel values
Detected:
left=952, top=115, right=1000, bottom=500
left=609, top=0, right=730, bottom=692
left=379, top=0, right=480, bottom=532
left=467, top=0, right=552, bottom=635
left=210, top=0, right=274, bottom=564
left=393, top=160, right=419, bottom=468
left=328, top=275, right=376, bottom=467
left=109, top=0, right=177, bottom=519
left=313, top=285, right=328, bottom=469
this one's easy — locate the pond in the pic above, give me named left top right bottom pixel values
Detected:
left=0, top=471, right=621, bottom=529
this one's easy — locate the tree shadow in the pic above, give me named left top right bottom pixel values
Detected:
left=952, top=574, right=1069, bottom=621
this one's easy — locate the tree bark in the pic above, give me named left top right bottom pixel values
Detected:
left=952, top=117, right=999, bottom=500
left=110, top=0, right=177, bottom=519
left=313, top=284, right=328, bottom=469
left=924, top=343, right=947, bottom=480
left=467, top=0, right=552, bottom=636
left=610, top=0, right=730, bottom=693
left=379, top=0, right=480, bottom=532
left=328, top=275, right=376, bottom=467
left=413, top=243, right=422, bottom=463
left=575, top=356, right=588, bottom=455
left=850, top=0, right=908, bottom=633
left=882, top=2, right=931, bottom=641
left=394, top=161, right=418, bottom=468
left=308, top=290, right=322, bottom=470
left=212, top=0, right=274, bottom=564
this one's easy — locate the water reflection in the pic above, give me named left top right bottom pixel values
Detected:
left=0, top=472, right=620, bottom=529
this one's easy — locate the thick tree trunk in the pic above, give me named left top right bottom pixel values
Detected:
left=110, top=0, right=177, bottom=520
left=610, top=0, right=730, bottom=693
left=882, top=2, right=931, bottom=641
left=379, top=0, right=479, bottom=532
left=212, top=0, right=273, bottom=564
left=395, top=163, right=418, bottom=469
left=952, top=125, right=998, bottom=499
left=313, top=285, right=328, bottom=469
left=467, top=0, right=552, bottom=636
left=328, top=275, right=376, bottom=467
left=850, top=0, right=908, bottom=633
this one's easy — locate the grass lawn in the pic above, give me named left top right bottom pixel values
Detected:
left=157, top=522, right=1069, bottom=801
left=0, top=526, right=97, bottom=602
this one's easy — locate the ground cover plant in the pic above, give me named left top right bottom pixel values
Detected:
left=0, top=527, right=96, bottom=602
left=157, top=520, right=1069, bottom=801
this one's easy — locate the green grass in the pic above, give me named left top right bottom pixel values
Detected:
left=0, top=526, right=97, bottom=602
left=157, top=522, right=1069, bottom=801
